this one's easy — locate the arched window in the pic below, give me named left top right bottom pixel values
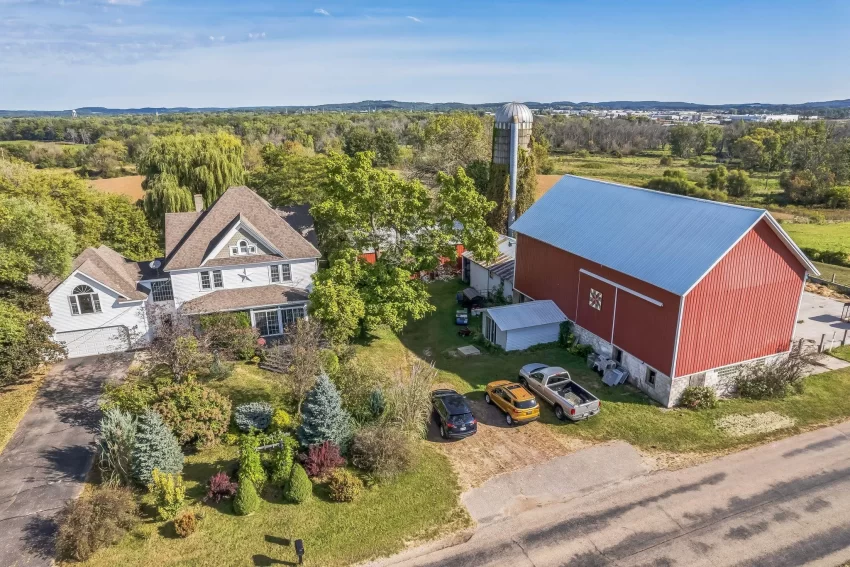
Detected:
left=69, top=284, right=102, bottom=315
left=230, top=239, right=257, bottom=256
left=238, top=239, right=249, bottom=254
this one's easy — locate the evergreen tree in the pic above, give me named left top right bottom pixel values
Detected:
left=233, top=479, right=260, bottom=516
left=131, top=409, right=184, bottom=486
left=284, top=463, right=313, bottom=504
left=297, top=374, right=351, bottom=447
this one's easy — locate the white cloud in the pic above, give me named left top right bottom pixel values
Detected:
left=314, top=8, right=330, bottom=16
left=406, top=16, right=422, bottom=23
left=247, top=32, right=265, bottom=39
left=106, top=0, right=146, bottom=5
left=208, top=35, right=225, bottom=42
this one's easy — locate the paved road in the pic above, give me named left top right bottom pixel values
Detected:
left=382, top=421, right=850, bottom=567
left=0, top=354, right=132, bottom=566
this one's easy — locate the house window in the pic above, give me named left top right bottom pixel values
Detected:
left=69, top=284, right=102, bottom=315
left=270, top=264, right=292, bottom=284
left=230, top=239, right=257, bottom=256
left=200, top=270, right=223, bottom=290
left=150, top=280, right=173, bottom=302
left=280, top=305, right=305, bottom=328
left=589, top=288, right=603, bottom=311
left=646, top=367, right=657, bottom=386
left=254, top=309, right=281, bottom=336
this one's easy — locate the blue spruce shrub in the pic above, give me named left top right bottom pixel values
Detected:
left=297, top=373, right=351, bottom=448
left=131, top=409, right=184, bottom=486
left=234, top=402, right=274, bottom=432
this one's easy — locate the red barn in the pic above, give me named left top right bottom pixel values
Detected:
left=511, top=175, right=819, bottom=406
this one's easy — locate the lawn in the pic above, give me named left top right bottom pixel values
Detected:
left=359, top=280, right=850, bottom=453
left=812, top=262, right=850, bottom=286
left=77, top=360, right=469, bottom=567
left=781, top=222, right=850, bottom=254
left=0, top=370, right=48, bottom=454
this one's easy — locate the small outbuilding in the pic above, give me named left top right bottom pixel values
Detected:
left=482, top=300, right=567, bottom=352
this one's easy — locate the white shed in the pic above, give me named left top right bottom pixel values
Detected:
left=482, top=300, right=567, bottom=352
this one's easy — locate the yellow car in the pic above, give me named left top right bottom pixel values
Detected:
left=484, top=380, right=540, bottom=425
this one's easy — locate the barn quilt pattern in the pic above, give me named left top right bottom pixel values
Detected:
left=589, top=288, right=603, bottom=310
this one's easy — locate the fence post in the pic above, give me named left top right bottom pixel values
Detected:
left=819, top=333, right=826, bottom=353
left=833, top=273, right=837, bottom=283
left=844, top=329, right=848, bottom=347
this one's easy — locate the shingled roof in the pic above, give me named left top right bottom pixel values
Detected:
left=29, top=245, right=149, bottom=302
left=164, top=186, right=321, bottom=271
left=180, top=285, right=309, bottom=314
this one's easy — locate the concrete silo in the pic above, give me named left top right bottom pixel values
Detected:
left=492, top=102, right=533, bottom=234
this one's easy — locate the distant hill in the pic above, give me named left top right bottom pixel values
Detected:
left=2, top=98, right=849, bottom=118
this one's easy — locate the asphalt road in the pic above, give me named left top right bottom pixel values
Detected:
left=0, top=354, right=132, bottom=567
left=383, top=421, right=850, bottom=567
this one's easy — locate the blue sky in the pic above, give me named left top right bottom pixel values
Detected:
left=1, top=0, right=849, bottom=110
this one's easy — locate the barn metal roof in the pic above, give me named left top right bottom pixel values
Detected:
left=487, top=300, right=567, bottom=331
left=510, top=175, right=818, bottom=295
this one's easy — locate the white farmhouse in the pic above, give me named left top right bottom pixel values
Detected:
left=461, top=234, right=516, bottom=302
left=31, top=186, right=321, bottom=358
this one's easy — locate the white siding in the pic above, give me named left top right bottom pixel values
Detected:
left=469, top=262, right=513, bottom=301
left=46, top=272, right=149, bottom=354
left=169, top=258, right=318, bottom=308
left=504, top=323, right=560, bottom=352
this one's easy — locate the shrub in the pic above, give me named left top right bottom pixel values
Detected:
left=726, top=169, right=752, bottom=197
left=319, top=348, right=340, bottom=375
left=300, top=441, right=346, bottom=480
left=569, top=343, right=595, bottom=359
left=55, top=487, right=138, bottom=562
left=735, top=352, right=813, bottom=399
left=297, top=374, right=352, bottom=447
left=558, top=321, right=574, bottom=348
left=285, top=463, right=313, bottom=504
left=268, top=435, right=299, bottom=487
left=100, top=377, right=158, bottom=415
left=327, top=469, right=363, bottom=502
left=208, top=353, right=234, bottom=380
left=238, top=435, right=266, bottom=491
left=706, top=165, right=728, bottom=191
left=234, top=402, right=274, bottom=432
left=149, top=469, right=186, bottom=520
left=200, top=312, right=259, bottom=360
left=205, top=471, right=238, bottom=503
left=659, top=156, right=673, bottom=166
left=268, top=408, right=292, bottom=433
left=368, top=388, right=386, bottom=419
left=350, top=425, right=415, bottom=481
left=173, top=509, right=197, bottom=538
left=131, top=409, right=184, bottom=486
left=98, top=407, right=137, bottom=487
left=233, top=479, right=260, bottom=516
left=332, top=359, right=384, bottom=422
left=153, top=382, right=232, bottom=448
left=679, top=386, right=718, bottom=410
left=574, top=149, right=590, bottom=158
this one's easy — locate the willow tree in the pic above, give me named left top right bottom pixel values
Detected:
left=138, top=132, right=244, bottom=227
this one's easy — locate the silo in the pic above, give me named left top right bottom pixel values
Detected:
left=492, top=102, right=533, bottom=234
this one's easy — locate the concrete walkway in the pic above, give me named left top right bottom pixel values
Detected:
left=0, top=354, right=132, bottom=566
left=377, top=422, right=850, bottom=567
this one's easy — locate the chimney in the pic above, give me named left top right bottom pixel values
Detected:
left=193, top=194, right=204, bottom=213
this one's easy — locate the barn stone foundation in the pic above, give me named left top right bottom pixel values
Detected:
left=571, top=323, right=790, bottom=408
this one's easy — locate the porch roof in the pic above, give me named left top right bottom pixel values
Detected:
left=180, top=285, right=309, bottom=315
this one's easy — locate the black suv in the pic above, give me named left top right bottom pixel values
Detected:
left=431, top=389, right=477, bottom=439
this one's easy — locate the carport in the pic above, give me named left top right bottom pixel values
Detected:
left=483, top=300, right=567, bottom=352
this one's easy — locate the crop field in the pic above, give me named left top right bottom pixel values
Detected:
left=89, top=174, right=145, bottom=201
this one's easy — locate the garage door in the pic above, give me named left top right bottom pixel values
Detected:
left=55, top=326, right=131, bottom=358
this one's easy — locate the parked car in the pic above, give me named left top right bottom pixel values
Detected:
left=484, top=380, right=540, bottom=425
left=518, top=363, right=601, bottom=421
left=431, top=389, right=478, bottom=439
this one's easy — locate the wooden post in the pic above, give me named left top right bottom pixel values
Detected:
left=844, top=329, right=848, bottom=347
left=819, top=333, right=826, bottom=353
left=833, top=273, right=837, bottom=283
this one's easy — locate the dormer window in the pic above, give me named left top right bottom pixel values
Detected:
left=230, top=239, right=257, bottom=256
left=69, top=284, right=102, bottom=315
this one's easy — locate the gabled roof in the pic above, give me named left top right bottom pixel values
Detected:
left=277, top=204, right=319, bottom=247
left=510, top=175, right=818, bottom=296
left=463, top=235, right=516, bottom=283
left=486, top=300, right=567, bottom=331
left=29, top=245, right=148, bottom=301
left=164, top=186, right=321, bottom=271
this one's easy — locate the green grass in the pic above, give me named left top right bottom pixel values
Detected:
left=0, top=370, right=47, bottom=454
left=79, top=444, right=467, bottom=567
left=812, top=262, right=850, bottom=286
left=828, top=345, right=850, bottom=363
left=549, top=151, right=782, bottom=204
left=781, top=222, right=850, bottom=254
left=359, top=280, right=850, bottom=453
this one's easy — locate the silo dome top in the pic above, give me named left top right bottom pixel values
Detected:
left=495, top=102, right=533, bottom=125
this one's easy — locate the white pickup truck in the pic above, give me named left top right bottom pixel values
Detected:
left=518, top=363, right=601, bottom=421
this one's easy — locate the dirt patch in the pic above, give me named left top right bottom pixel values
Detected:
left=805, top=282, right=850, bottom=301
left=428, top=397, right=589, bottom=490
left=89, top=175, right=145, bottom=201
left=716, top=412, right=796, bottom=437
left=639, top=448, right=721, bottom=471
